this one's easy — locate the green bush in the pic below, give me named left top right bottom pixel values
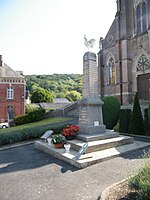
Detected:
left=129, top=163, right=150, bottom=200
left=25, top=104, right=38, bottom=114
left=102, top=96, right=121, bottom=129
left=15, top=108, right=46, bottom=126
left=0, top=124, right=67, bottom=146
left=15, top=114, right=30, bottom=125
left=119, top=109, right=131, bottom=133
left=144, top=108, right=150, bottom=136
left=128, top=92, right=145, bottom=135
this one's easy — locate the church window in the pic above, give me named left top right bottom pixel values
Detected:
left=108, top=57, right=116, bottom=84
left=136, top=5, right=141, bottom=34
left=137, top=54, right=150, bottom=72
left=142, top=2, right=147, bottom=32
left=7, top=84, right=14, bottom=99
left=136, top=1, right=147, bottom=34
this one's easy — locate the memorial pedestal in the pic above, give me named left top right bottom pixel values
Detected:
left=79, top=97, right=106, bottom=136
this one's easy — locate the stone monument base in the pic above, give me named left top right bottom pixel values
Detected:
left=79, top=124, right=106, bottom=135
left=77, top=130, right=119, bottom=142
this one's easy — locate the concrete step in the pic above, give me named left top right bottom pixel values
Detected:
left=34, top=140, right=150, bottom=169
left=68, top=135, right=134, bottom=153
left=77, top=131, right=119, bottom=142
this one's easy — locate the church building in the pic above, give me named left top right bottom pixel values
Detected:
left=0, top=55, right=26, bottom=123
left=98, top=0, right=150, bottom=105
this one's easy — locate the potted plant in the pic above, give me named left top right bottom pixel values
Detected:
left=61, top=124, right=80, bottom=140
left=52, top=134, right=66, bottom=148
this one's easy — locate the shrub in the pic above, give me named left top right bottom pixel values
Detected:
left=144, top=108, right=150, bottom=136
left=49, top=108, right=56, bottom=111
left=119, top=109, right=131, bottom=133
left=25, top=104, right=38, bottom=114
left=28, top=108, right=46, bottom=122
left=102, top=96, right=121, bottom=129
left=129, top=163, right=150, bottom=200
left=128, top=92, right=145, bottom=135
left=0, top=124, right=68, bottom=146
left=15, top=108, right=46, bottom=126
left=15, top=114, right=30, bottom=125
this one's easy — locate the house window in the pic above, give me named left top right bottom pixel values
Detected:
left=7, top=85, right=14, bottom=99
left=136, top=1, right=147, bottom=34
left=108, top=57, right=116, bottom=84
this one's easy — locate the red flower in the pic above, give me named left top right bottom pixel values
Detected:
left=61, top=125, right=80, bottom=137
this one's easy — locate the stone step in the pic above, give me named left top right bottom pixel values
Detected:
left=34, top=140, right=150, bottom=169
left=77, top=131, right=119, bottom=142
left=67, top=135, right=134, bottom=153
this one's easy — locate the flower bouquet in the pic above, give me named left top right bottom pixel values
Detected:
left=61, top=125, right=80, bottom=140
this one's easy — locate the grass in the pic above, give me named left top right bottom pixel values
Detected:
left=0, top=117, right=72, bottom=146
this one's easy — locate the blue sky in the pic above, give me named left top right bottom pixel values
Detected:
left=0, top=0, right=116, bottom=75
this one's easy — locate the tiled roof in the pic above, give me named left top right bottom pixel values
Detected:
left=0, top=63, right=24, bottom=78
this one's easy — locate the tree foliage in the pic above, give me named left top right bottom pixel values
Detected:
left=25, top=74, right=83, bottom=101
left=65, top=91, right=82, bottom=102
left=31, top=87, right=53, bottom=103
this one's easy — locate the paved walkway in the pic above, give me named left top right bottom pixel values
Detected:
left=0, top=143, right=150, bottom=200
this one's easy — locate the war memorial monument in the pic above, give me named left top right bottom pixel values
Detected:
left=35, top=36, right=150, bottom=169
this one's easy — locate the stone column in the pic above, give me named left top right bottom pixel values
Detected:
left=79, top=52, right=106, bottom=136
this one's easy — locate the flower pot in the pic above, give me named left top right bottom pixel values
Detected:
left=54, top=143, right=64, bottom=148
left=65, top=135, right=76, bottom=140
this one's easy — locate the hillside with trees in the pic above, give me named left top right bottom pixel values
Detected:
left=25, top=74, right=83, bottom=102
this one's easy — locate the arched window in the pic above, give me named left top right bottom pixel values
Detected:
left=142, top=1, right=147, bottom=32
left=7, top=84, right=14, bottom=99
left=136, top=5, right=141, bottom=34
left=108, top=57, right=116, bottom=84
left=136, top=1, right=147, bottom=34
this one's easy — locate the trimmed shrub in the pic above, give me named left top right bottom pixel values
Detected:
left=0, top=124, right=67, bottom=146
left=119, top=109, right=131, bottom=133
left=128, top=92, right=145, bottom=135
left=102, top=96, right=121, bottom=129
left=144, top=108, right=150, bottom=136
left=15, top=108, right=46, bottom=126
left=15, top=114, right=30, bottom=125
left=129, top=163, right=150, bottom=200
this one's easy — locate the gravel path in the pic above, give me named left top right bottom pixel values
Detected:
left=0, top=143, right=150, bottom=200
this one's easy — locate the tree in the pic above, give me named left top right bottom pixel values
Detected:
left=31, top=87, right=53, bottom=103
left=128, top=92, right=145, bottom=135
left=65, top=91, right=82, bottom=102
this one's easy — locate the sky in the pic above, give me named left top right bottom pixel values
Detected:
left=0, top=0, right=116, bottom=75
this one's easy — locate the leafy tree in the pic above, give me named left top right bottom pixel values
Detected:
left=31, top=87, right=53, bottom=103
left=128, top=92, right=145, bottom=135
left=65, top=91, right=82, bottom=102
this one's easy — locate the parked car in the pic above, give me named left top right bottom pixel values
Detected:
left=0, top=122, right=9, bottom=129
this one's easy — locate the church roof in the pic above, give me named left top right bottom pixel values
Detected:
left=0, top=63, right=24, bottom=79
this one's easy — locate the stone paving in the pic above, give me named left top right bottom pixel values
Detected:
left=0, top=143, right=150, bottom=200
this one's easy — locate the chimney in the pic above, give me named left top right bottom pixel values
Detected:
left=0, top=55, right=3, bottom=67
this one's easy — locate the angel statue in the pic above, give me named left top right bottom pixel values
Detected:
left=84, top=34, right=95, bottom=50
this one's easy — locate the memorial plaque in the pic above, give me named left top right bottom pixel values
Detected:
left=41, top=130, right=53, bottom=140
left=75, top=143, right=88, bottom=160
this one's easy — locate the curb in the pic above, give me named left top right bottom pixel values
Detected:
left=100, top=178, right=128, bottom=200
left=0, top=140, right=38, bottom=151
